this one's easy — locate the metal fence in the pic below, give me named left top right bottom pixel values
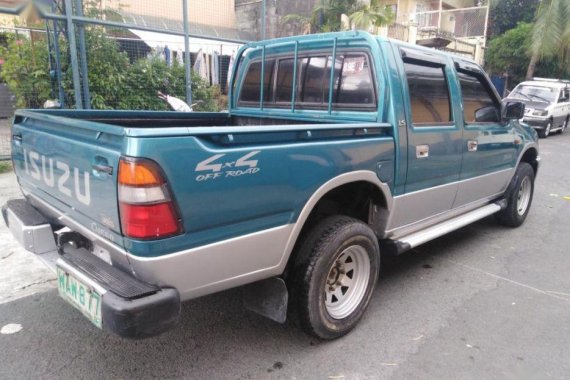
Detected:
left=416, top=29, right=477, bottom=59
left=387, top=22, right=409, bottom=42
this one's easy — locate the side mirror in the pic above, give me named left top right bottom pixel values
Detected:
left=503, top=101, right=525, bottom=120
left=474, top=105, right=500, bottom=122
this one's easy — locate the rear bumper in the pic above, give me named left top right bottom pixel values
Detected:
left=2, top=199, right=181, bottom=339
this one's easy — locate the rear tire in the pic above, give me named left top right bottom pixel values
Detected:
left=496, top=163, right=535, bottom=227
left=288, top=216, right=380, bottom=340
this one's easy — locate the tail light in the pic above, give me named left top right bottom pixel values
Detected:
left=118, top=157, right=182, bottom=239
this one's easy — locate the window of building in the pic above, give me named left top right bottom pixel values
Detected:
left=457, top=71, right=500, bottom=123
left=403, top=62, right=452, bottom=124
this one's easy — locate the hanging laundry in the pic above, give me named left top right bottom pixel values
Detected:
left=164, top=45, right=171, bottom=66
left=205, top=51, right=212, bottom=85
left=227, top=51, right=235, bottom=89
left=176, top=50, right=184, bottom=65
left=193, top=49, right=208, bottom=82
left=212, top=51, right=220, bottom=86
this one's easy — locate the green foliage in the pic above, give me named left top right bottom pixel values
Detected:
left=486, top=23, right=533, bottom=85
left=488, top=0, right=539, bottom=37
left=0, top=36, right=53, bottom=108
left=0, top=161, right=12, bottom=174
left=283, top=0, right=359, bottom=34
left=349, top=0, right=394, bottom=32
left=486, top=22, right=569, bottom=86
left=528, top=0, right=570, bottom=77
left=0, top=28, right=220, bottom=111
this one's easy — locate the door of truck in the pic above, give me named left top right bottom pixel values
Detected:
left=388, top=47, right=463, bottom=228
left=452, top=60, right=517, bottom=207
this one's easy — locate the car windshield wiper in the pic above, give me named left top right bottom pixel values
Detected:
left=528, top=93, right=551, bottom=103
left=513, top=92, right=533, bottom=101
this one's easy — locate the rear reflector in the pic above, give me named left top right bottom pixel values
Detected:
left=118, top=157, right=182, bottom=240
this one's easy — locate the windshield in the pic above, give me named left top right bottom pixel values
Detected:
left=510, top=85, right=558, bottom=103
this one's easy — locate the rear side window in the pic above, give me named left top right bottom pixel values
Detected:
left=301, top=56, right=328, bottom=103
left=458, top=71, right=500, bottom=123
left=337, top=55, right=375, bottom=104
left=239, top=60, right=275, bottom=103
left=240, top=52, right=376, bottom=110
left=403, top=62, right=452, bottom=125
left=275, top=58, right=297, bottom=102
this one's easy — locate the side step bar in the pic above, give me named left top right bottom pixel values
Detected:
left=382, top=203, right=502, bottom=255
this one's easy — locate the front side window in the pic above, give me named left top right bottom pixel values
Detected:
left=458, top=71, right=500, bottom=123
left=403, top=62, right=452, bottom=125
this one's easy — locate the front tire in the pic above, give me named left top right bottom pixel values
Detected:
left=496, top=163, right=535, bottom=227
left=538, top=121, right=552, bottom=138
left=288, top=216, right=380, bottom=340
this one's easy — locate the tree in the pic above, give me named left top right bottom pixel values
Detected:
left=485, top=22, right=567, bottom=88
left=526, top=0, right=570, bottom=79
left=486, top=23, right=532, bottom=87
left=282, top=0, right=359, bottom=34
left=487, top=0, right=539, bottom=38
left=348, top=0, right=394, bottom=33
left=0, top=29, right=220, bottom=111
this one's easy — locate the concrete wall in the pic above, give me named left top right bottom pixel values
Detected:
left=116, top=0, right=237, bottom=28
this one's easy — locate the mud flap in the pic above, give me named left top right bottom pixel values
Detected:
left=242, top=277, right=288, bottom=324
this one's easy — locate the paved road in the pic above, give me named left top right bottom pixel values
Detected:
left=1, top=133, right=569, bottom=379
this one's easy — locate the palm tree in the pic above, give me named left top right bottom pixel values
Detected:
left=526, top=0, right=570, bottom=79
left=349, top=0, right=395, bottom=33
left=282, top=0, right=360, bottom=35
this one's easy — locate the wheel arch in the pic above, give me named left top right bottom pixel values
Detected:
left=277, top=171, right=392, bottom=274
left=518, top=146, right=539, bottom=175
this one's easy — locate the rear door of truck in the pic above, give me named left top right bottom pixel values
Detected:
left=11, top=111, right=124, bottom=247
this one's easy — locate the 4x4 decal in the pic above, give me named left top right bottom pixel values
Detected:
left=195, top=151, right=261, bottom=181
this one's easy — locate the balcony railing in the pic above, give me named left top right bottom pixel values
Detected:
left=414, top=6, right=488, bottom=38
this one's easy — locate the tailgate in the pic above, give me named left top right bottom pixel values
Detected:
left=11, top=111, right=124, bottom=245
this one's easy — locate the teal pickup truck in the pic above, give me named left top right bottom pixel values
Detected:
left=3, top=31, right=539, bottom=340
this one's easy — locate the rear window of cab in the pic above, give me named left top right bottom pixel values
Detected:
left=238, top=52, right=376, bottom=111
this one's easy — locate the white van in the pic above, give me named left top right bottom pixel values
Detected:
left=504, top=78, right=570, bottom=138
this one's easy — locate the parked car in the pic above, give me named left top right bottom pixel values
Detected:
left=2, top=31, right=538, bottom=341
left=504, top=78, right=570, bottom=138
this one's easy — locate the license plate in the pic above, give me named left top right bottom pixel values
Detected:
left=56, top=266, right=103, bottom=329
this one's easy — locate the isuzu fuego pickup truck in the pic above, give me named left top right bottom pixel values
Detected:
left=2, top=31, right=539, bottom=340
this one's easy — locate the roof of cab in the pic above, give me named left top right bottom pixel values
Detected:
left=240, top=30, right=477, bottom=66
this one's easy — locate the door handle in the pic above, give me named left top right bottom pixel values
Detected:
left=92, top=155, right=113, bottom=176
left=468, top=140, right=478, bottom=152
left=416, top=145, right=429, bottom=158
left=92, top=164, right=113, bottom=175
